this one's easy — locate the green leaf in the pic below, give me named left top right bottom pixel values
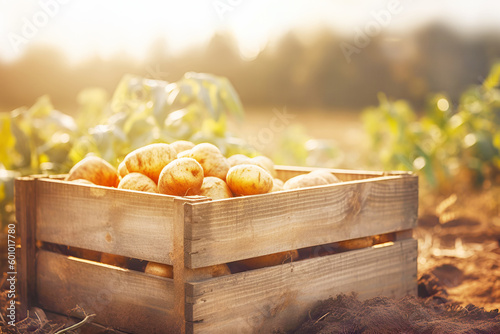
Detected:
left=483, top=62, right=500, bottom=90
left=0, top=114, right=16, bottom=169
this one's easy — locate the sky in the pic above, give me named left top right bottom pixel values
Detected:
left=0, top=0, right=499, bottom=63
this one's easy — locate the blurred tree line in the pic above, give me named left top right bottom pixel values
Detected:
left=0, top=23, right=499, bottom=114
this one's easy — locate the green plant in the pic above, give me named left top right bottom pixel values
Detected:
left=362, top=62, right=500, bottom=191
left=0, top=72, right=253, bottom=230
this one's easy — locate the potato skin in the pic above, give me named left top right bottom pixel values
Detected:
left=250, top=156, right=277, bottom=178
left=145, top=262, right=173, bottom=278
left=309, top=169, right=341, bottom=184
left=191, top=176, right=233, bottom=200
left=226, top=164, right=273, bottom=196
left=227, top=154, right=251, bottom=168
left=124, top=143, right=176, bottom=183
left=118, top=161, right=129, bottom=178
left=66, top=156, right=119, bottom=187
left=237, top=250, right=299, bottom=270
left=118, top=173, right=158, bottom=193
left=144, top=262, right=231, bottom=281
left=272, top=178, right=284, bottom=192
left=158, top=158, right=204, bottom=196
left=100, top=253, right=129, bottom=268
left=185, top=264, right=232, bottom=281
left=283, top=173, right=329, bottom=190
left=179, top=143, right=230, bottom=181
left=170, top=140, right=195, bottom=155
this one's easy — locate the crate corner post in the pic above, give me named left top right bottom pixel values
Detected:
left=14, top=176, right=38, bottom=320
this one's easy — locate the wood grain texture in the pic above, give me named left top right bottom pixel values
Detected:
left=173, top=197, right=213, bottom=334
left=37, top=250, right=176, bottom=333
left=275, top=165, right=410, bottom=182
left=185, top=174, right=418, bottom=268
left=185, top=239, right=417, bottom=333
left=36, top=179, right=175, bottom=264
left=15, top=177, right=37, bottom=318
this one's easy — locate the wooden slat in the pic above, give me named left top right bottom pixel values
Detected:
left=185, top=174, right=418, bottom=268
left=274, top=165, right=410, bottom=182
left=173, top=197, right=214, bottom=334
left=185, top=239, right=417, bottom=333
left=37, top=250, right=176, bottom=333
left=36, top=179, right=175, bottom=264
left=15, top=176, right=37, bottom=319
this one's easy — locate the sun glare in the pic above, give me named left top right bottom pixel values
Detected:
left=1, top=0, right=499, bottom=63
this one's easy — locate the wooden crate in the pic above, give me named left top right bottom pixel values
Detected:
left=15, top=166, right=418, bottom=333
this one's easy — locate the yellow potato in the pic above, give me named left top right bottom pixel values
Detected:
left=272, top=178, right=284, bottom=192
left=309, top=169, right=341, bottom=184
left=283, top=174, right=329, bottom=190
left=158, top=158, right=204, bottom=196
left=66, top=156, right=119, bottom=187
left=67, top=247, right=102, bottom=262
left=144, top=262, right=231, bottom=281
left=100, top=253, right=129, bottom=268
left=123, top=143, right=176, bottom=183
left=179, top=143, right=230, bottom=181
left=249, top=156, right=277, bottom=178
left=226, top=164, right=273, bottom=196
left=185, top=264, right=232, bottom=281
left=170, top=140, right=195, bottom=155
left=227, top=154, right=251, bottom=168
left=145, top=262, right=173, bottom=278
left=237, top=250, right=299, bottom=270
left=118, top=173, right=158, bottom=193
left=117, top=161, right=129, bottom=178
left=190, top=176, right=233, bottom=200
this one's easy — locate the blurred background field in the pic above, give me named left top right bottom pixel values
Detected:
left=1, top=0, right=500, bottom=324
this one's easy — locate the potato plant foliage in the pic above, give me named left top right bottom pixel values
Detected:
left=362, top=62, right=500, bottom=191
left=0, top=72, right=253, bottom=226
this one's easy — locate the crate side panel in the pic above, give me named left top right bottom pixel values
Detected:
left=187, top=175, right=418, bottom=267
left=36, top=179, right=174, bottom=264
left=37, top=250, right=176, bottom=333
left=186, top=239, right=417, bottom=333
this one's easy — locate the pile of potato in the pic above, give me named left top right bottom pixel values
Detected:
left=64, top=141, right=342, bottom=278
left=66, top=140, right=341, bottom=200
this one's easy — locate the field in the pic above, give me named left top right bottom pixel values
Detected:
left=1, top=95, right=499, bottom=331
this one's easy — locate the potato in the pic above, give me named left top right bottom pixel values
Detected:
left=117, top=161, right=128, bottom=178
left=170, top=140, right=195, bottom=155
left=145, top=262, right=173, bottom=278
left=237, top=250, right=299, bottom=270
left=227, top=154, right=251, bottom=168
left=283, top=174, right=329, bottom=190
left=124, top=143, right=176, bottom=183
left=66, top=156, right=119, bottom=187
left=100, top=253, right=129, bottom=268
left=309, top=169, right=341, bottom=184
left=185, top=264, right=231, bottom=281
left=67, top=247, right=102, bottom=262
left=179, top=143, right=230, bottom=181
left=118, top=173, right=158, bottom=193
left=272, top=178, right=284, bottom=192
left=158, top=158, right=204, bottom=196
left=226, top=164, right=273, bottom=196
left=144, top=262, right=231, bottom=281
left=190, top=176, right=233, bottom=200
left=249, top=156, right=277, bottom=178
